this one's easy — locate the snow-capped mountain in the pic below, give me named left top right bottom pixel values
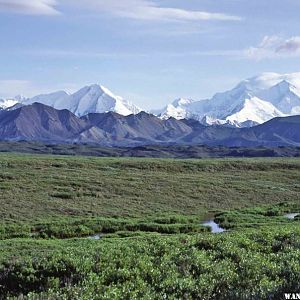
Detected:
left=157, top=72, right=300, bottom=127
left=19, top=84, right=141, bottom=117
left=1, top=73, right=300, bottom=127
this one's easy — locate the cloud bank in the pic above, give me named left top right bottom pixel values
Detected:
left=0, top=0, right=241, bottom=21
left=80, top=0, right=241, bottom=22
left=0, top=0, right=60, bottom=15
left=246, top=36, right=300, bottom=60
left=85, top=0, right=241, bottom=21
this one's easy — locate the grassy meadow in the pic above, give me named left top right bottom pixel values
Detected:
left=1, top=154, right=299, bottom=222
left=0, top=153, right=299, bottom=299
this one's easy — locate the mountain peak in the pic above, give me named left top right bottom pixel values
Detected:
left=80, top=84, right=106, bottom=94
left=79, top=84, right=123, bottom=100
left=13, top=84, right=142, bottom=117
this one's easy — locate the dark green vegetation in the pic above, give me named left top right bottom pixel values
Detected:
left=0, top=154, right=299, bottom=299
left=1, top=224, right=300, bottom=299
left=0, top=141, right=299, bottom=158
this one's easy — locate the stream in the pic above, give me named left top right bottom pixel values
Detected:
left=88, top=212, right=299, bottom=239
left=202, top=219, right=226, bottom=233
left=284, top=213, right=299, bottom=220
left=89, top=234, right=103, bottom=240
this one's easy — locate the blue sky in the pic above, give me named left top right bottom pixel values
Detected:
left=0, top=0, right=300, bottom=109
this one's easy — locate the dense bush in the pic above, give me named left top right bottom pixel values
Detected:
left=0, top=224, right=299, bottom=300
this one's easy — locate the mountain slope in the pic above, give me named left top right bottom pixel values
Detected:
left=80, top=111, right=192, bottom=144
left=225, top=97, right=284, bottom=125
left=257, top=80, right=300, bottom=114
left=249, top=115, right=300, bottom=145
left=191, top=115, right=300, bottom=147
left=0, top=103, right=87, bottom=141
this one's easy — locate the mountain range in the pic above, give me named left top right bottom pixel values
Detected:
left=0, top=72, right=299, bottom=147
left=1, top=72, right=300, bottom=128
left=0, top=102, right=299, bottom=147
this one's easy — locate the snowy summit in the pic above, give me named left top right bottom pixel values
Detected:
left=156, top=72, right=300, bottom=127
left=20, top=84, right=141, bottom=117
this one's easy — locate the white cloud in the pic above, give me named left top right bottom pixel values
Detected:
left=66, top=0, right=241, bottom=22
left=0, top=0, right=60, bottom=16
left=276, top=36, right=300, bottom=53
left=245, top=35, right=300, bottom=60
left=0, top=0, right=241, bottom=21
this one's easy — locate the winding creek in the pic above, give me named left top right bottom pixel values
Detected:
left=88, top=212, right=298, bottom=239
left=201, top=211, right=300, bottom=234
